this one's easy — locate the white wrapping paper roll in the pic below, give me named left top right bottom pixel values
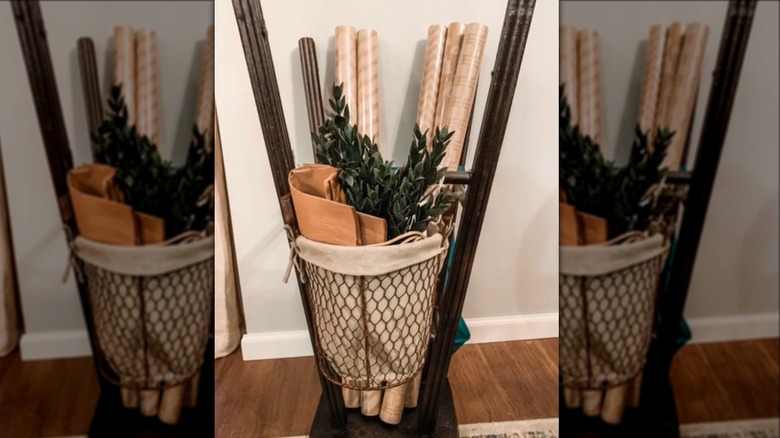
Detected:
left=335, top=25, right=358, bottom=121
left=559, top=26, right=579, bottom=125
left=577, top=29, right=602, bottom=144
left=638, top=25, right=665, bottom=141
left=433, top=23, right=465, bottom=133
left=196, top=26, right=215, bottom=147
left=417, top=25, right=448, bottom=145
left=113, top=26, right=136, bottom=125
left=356, top=29, right=380, bottom=145
left=134, top=29, right=159, bottom=144
left=442, top=23, right=488, bottom=170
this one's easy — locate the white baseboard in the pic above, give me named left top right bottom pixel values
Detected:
left=240, top=313, right=559, bottom=361
left=19, top=329, right=92, bottom=361
left=687, top=312, right=779, bottom=344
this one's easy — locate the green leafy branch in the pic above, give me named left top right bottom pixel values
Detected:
left=92, top=84, right=214, bottom=238
left=314, top=84, right=456, bottom=239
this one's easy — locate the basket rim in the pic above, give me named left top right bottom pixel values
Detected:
left=73, top=234, right=215, bottom=276
left=560, top=233, right=667, bottom=276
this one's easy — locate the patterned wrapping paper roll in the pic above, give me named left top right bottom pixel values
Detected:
left=559, top=26, right=579, bottom=125
left=662, top=23, right=709, bottom=170
left=577, top=29, right=602, bottom=144
left=113, top=26, right=136, bottom=125
left=135, top=29, right=159, bottom=145
left=361, top=389, right=382, bottom=416
left=196, top=26, right=215, bottom=147
left=356, top=29, right=380, bottom=144
left=433, top=23, right=466, bottom=133
left=654, top=23, right=684, bottom=136
left=637, top=25, right=665, bottom=142
left=442, top=23, right=488, bottom=171
left=416, top=25, right=448, bottom=145
left=335, top=25, right=358, bottom=121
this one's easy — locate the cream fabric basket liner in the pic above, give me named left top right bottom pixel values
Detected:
left=295, top=233, right=447, bottom=389
left=560, top=234, right=668, bottom=388
left=73, top=235, right=214, bottom=387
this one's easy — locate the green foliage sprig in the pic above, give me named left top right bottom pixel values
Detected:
left=314, top=84, right=456, bottom=239
left=559, top=85, right=683, bottom=237
left=92, top=84, right=214, bottom=238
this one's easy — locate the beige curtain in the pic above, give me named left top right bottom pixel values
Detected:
left=214, top=112, right=243, bottom=358
left=0, top=139, right=21, bottom=357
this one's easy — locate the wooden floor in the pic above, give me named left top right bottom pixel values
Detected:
left=0, top=350, right=99, bottom=438
left=0, top=337, right=776, bottom=437
left=670, top=338, right=779, bottom=423
left=215, top=339, right=560, bottom=438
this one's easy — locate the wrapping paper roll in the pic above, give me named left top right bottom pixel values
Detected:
left=563, top=387, right=582, bottom=408
left=662, top=23, right=709, bottom=170
left=637, top=25, right=665, bottom=141
left=158, top=384, right=186, bottom=425
left=135, top=29, right=159, bottom=144
left=185, top=370, right=201, bottom=407
left=139, top=389, right=160, bottom=416
left=379, top=385, right=406, bottom=425
left=442, top=23, right=488, bottom=170
left=360, top=389, right=381, bottom=416
left=335, top=25, right=358, bottom=120
left=627, top=371, right=643, bottom=408
left=404, top=372, right=422, bottom=407
left=195, top=26, right=215, bottom=146
left=654, top=23, right=684, bottom=135
left=343, top=388, right=361, bottom=409
left=120, top=388, right=139, bottom=408
left=113, top=26, right=136, bottom=124
left=356, top=29, right=380, bottom=144
left=559, top=26, right=579, bottom=125
left=601, top=384, right=629, bottom=425
left=416, top=25, right=448, bottom=144
left=577, top=29, right=602, bottom=144
left=433, top=23, right=465, bottom=132
left=581, top=389, right=603, bottom=416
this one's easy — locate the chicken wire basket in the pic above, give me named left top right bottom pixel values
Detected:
left=71, top=235, right=214, bottom=390
left=560, top=233, right=668, bottom=391
left=291, top=232, right=449, bottom=391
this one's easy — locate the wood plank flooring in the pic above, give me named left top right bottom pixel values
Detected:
left=215, top=338, right=560, bottom=438
left=0, top=337, right=776, bottom=437
left=670, top=337, right=779, bottom=423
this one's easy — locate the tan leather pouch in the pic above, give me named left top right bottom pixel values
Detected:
left=68, top=164, right=165, bottom=246
left=289, top=164, right=387, bottom=246
left=560, top=202, right=580, bottom=246
left=578, top=211, right=609, bottom=245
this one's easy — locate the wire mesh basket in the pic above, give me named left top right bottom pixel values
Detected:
left=292, top=232, right=449, bottom=391
left=559, top=233, right=668, bottom=390
left=72, top=235, right=214, bottom=390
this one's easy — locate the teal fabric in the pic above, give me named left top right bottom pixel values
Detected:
left=450, top=165, right=471, bottom=354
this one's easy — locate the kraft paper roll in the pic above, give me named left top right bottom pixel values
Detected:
left=433, top=23, right=466, bottom=132
left=135, top=29, right=159, bottom=144
left=581, top=389, right=603, bottom=416
left=563, top=387, right=582, bottom=408
left=638, top=25, right=665, bottom=141
left=601, top=384, right=629, bottom=425
left=626, top=371, right=643, bottom=408
left=404, top=373, right=422, bottom=407
left=379, top=385, right=406, bottom=425
left=335, top=25, right=358, bottom=120
left=113, top=26, right=136, bottom=125
left=654, top=23, right=684, bottom=135
left=356, top=29, right=380, bottom=144
left=360, top=389, right=382, bottom=416
left=158, top=384, right=186, bottom=425
left=416, top=25, right=448, bottom=144
left=196, top=26, right=215, bottom=147
left=343, top=388, right=361, bottom=409
left=577, top=29, right=602, bottom=144
left=120, top=387, right=139, bottom=408
left=559, top=26, right=579, bottom=125
left=139, top=389, right=160, bottom=416
left=185, top=371, right=201, bottom=407
left=442, top=23, right=488, bottom=170
left=662, top=23, right=709, bottom=170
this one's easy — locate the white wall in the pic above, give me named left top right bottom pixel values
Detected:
left=0, top=1, right=213, bottom=359
left=216, top=0, right=560, bottom=359
left=561, top=1, right=779, bottom=338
